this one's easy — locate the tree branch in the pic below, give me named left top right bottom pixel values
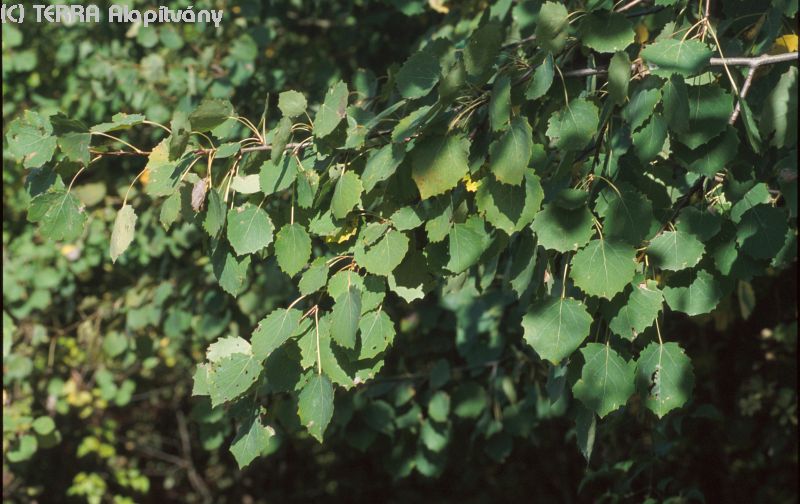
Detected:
left=709, top=52, right=798, bottom=67
left=87, top=53, right=797, bottom=166
left=558, top=51, right=798, bottom=78
left=728, top=66, right=757, bottom=125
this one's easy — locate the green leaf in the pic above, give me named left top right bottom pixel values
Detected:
left=6, top=435, right=37, bottom=463
left=359, top=310, right=396, bottom=359
left=206, top=336, right=251, bottom=363
left=297, top=316, right=353, bottom=388
left=571, top=239, right=638, bottom=299
left=271, top=117, right=292, bottom=163
left=212, top=242, right=251, bottom=296
left=299, top=257, right=329, bottom=295
left=452, top=382, right=488, bottom=419
left=731, top=183, right=771, bottom=223
left=531, top=203, right=595, bottom=252
left=28, top=190, right=87, bottom=242
left=489, top=116, right=533, bottom=185
left=509, top=230, right=538, bottom=297
left=391, top=206, right=425, bottom=231
left=640, top=38, right=713, bottom=76
left=203, top=189, right=225, bottom=237
left=572, top=343, right=636, bottom=418
left=760, top=66, right=797, bottom=149
left=446, top=216, right=492, bottom=273
left=476, top=172, right=544, bottom=235
left=396, top=49, right=442, bottom=99
left=662, top=74, right=689, bottom=133
left=231, top=176, right=260, bottom=195
left=392, top=104, right=434, bottom=142
left=526, top=53, right=555, bottom=101
left=192, top=364, right=210, bottom=396
left=168, top=111, right=190, bottom=161
left=489, top=75, right=512, bottom=132
left=331, top=287, right=362, bottom=349
left=595, top=187, right=655, bottom=244
left=673, top=127, right=739, bottom=176
left=362, top=143, right=405, bottom=192
left=622, top=85, right=661, bottom=132
left=675, top=207, right=722, bottom=241
left=275, top=224, right=312, bottom=277
left=328, top=270, right=365, bottom=301
left=647, top=230, right=705, bottom=271
left=578, top=12, right=634, bottom=53
left=230, top=414, right=275, bottom=469
left=546, top=98, right=599, bottom=150
left=158, top=192, right=180, bottom=230
left=314, top=81, right=348, bottom=138
left=359, top=229, right=410, bottom=277
left=226, top=204, right=274, bottom=256
left=575, top=406, right=597, bottom=463
left=632, top=114, right=668, bottom=162
left=676, top=84, right=734, bottom=149
left=331, top=172, right=363, bottom=219
left=278, top=90, right=307, bottom=119
left=663, top=269, right=725, bottom=316
left=260, top=156, right=298, bottom=196
left=428, top=391, right=451, bottom=423
left=207, top=353, right=261, bottom=407
left=464, top=22, right=504, bottom=79
left=110, top=205, right=137, bottom=263
left=440, top=55, right=467, bottom=101
left=251, top=308, right=303, bottom=361
left=608, top=52, right=631, bottom=105
left=58, top=132, right=91, bottom=166
left=189, top=99, right=234, bottom=132
left=736, top=205, right=789, bottom=260
left=6, top=111, right=57, bottom=168
left=90, top=113, right=145, bottom=133
left=298, top=374, right=335, bottom=442
left=522, top=297, right=593, bottom=365
left=144, top=140, right=181, bottom=197
left=388, top=250, right=433, bottom=303
left=535, top=2, right=570, bottom=53
left=411, top=134, right=470, bottom=200
left=31, top=416, right=56, bottom=436
left=424, top=197, right=454, bottom=243
left=609, top=281, right=663, bottom=340
left=636, top=342, right=694, bottom=418
left=296, top=166, right=320, bottom=208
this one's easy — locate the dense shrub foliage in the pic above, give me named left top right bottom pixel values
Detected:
left=3, top=0, right=798, bottom=502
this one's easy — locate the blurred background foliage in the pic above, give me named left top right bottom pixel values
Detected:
left=3, top=0, right=797, bottom=502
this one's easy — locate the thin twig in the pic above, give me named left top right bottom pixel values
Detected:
left=729, top=66, right=757, bottom=125
left=559, top=51, right=799, bottom=79
left=176, top=411, right=212, bottom=504
left=710, top=52, right=798, bottom=67
left=616, top=0, right=646, bottom=13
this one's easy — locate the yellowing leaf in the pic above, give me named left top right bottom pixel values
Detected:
left=635, top=23, right=649, bottom=44
left=325, top=218, right=359, bottom=244
left=771, top=34, right=798, bottom=54
left=429, top=0, right=449, bottom=13
left=462, top=175, right=480, bottom=192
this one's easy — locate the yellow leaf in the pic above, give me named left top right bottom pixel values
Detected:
left=140, top=168, right=150, bottom=185
left=462, top=174, right=480, bottom=193
left=325, top=218, right=359, bottom=244
left=635, top=23, right=649, bottom=44
left=60, top=244, right=80, bottom=260
left=428, top=0, right=449, bottom=14
left=771, top=34, right=798, bottom=54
